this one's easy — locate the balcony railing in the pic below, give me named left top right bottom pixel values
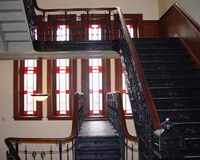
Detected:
left=5, top=93, right=84, bottom=160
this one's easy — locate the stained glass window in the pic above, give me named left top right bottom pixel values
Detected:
left=56, top=25, right=69, bottom=41
left=127, top=24, right=134, bottom=38
left=89, top=58, right=103, bottom=114
left=56, top=59, right=70, bottom=115
left=89, top=24, right=101, bottom=40
left=23, top=59, right=37, bottom=115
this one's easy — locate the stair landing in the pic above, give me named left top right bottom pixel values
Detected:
left=78, top=120, right=118, bottom=137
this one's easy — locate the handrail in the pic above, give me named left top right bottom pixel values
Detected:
left=31, top=0, right=160, bottom=130
left=5, top=92, right=84, bottom=158
left=108, top=92, right=138, bottom=142
left=116, top=7, right=161, bottom=129
left=33, top=0, right=116, bottom=13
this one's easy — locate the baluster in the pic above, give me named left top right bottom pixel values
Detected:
left=41, top=151, right=46, bottom=160
left=15, top=142, right=19, bottom=155
left=32, top=151, right=37, bottom=160
left=72, top=141, right=74, bottom=160
left=67, top=144, right=69, bottom=160
left=131, top=144, right=134, bottom=160
left=24, top=145, right=28, bottom=160
left=50, top=146, right=53, bottom=160
left=59, top=142, right=62, bottom=160
left=125, top=139, right=128, bottom=160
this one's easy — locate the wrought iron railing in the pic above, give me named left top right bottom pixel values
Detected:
left=5, top=92, right=84, bottom=160
left=21, top=1, right=162, bottom=159
left=107, top=92, right=138, bottom=160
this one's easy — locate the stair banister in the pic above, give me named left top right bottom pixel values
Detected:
left=107, top=92, right=138, bottom=160
left=116, top=7, right=161, bottom=129
left=5, top=92, right=84, bottom=160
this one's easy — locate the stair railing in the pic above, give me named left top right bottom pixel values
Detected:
left=107, top=92, right=138, bottom=160
left=5, top=92, right=84, bottom=160
left=22, top=1, right=161, bottom=158
left=23, top=0, right=161, bottom=129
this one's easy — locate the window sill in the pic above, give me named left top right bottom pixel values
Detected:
left=14, top=116, right=43, bottom=121
left=47, top=116, right=72, bottom=120
left=124, top=115, right=133, bottom=119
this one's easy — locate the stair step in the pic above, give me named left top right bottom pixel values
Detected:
left=132, top=38, right=180, bottom=44
left=137, top=48, right=186, bottom=54
left=146, top=73, right=200, bottom=81
left=139, top=55, right=189, bottom=62
left=158, top=109, right=200, bottom=122
left=154, top=97, right=200, bottom=109
left=0, top=1, right=21, bottom=10
left=0, top=11, right=25, bottom=21
left=184, top=137, right=200, bottom=157
left=7, top=41, right=33, bottom=52
left=76, top=154, right=120, bottom=160
left=4, top=32, right=30, bottom=41
left=1, top=22, right=27, bottom=32
left=150, top=87, right=200, bottom=98
left=147, top=78, right=200, bottom=88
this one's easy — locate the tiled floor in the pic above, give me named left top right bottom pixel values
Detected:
left=78, top=120, right=118, bottom=137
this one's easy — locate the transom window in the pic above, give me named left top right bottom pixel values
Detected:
left=89, top=24, right=101, bottom=40
left=122, top=72, right=132, bottom=114
left=56, top=25, right=69, bottom=41
left=126, top=24, right=134, bottom=38
left=56, top=59, right=70, bottom=115
left=89, top=58, right=103, bottom=114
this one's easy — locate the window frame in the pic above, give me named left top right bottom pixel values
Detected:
left=13, top=59, right=43, bottom=120
left=47, top=59, right=77, bottom=120
left=81, top=58, right=110, bottom=117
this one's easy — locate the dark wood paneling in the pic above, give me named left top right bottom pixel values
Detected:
left=81, top=59, right=89, bottom=116
left=139, top=20, right=160, bottom=37
left=115, top=58, right=123, bottom=91
left=102, top=59, right=111, bottom=117
left=160, top=5, right=200, bottom=66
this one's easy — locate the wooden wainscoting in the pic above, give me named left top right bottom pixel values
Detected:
left=139, top=20, right=160, bottom=38
left=160, top=4, right=200, bottom=67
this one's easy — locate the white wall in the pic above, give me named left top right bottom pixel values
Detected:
left=37, top=0, right=159, bottom=20
left=159, top=0, right=200, bottom=25
left=0, top=60, right=72, bottom=160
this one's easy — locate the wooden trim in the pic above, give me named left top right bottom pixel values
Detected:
left=115, top=58, right=122, bottom=91
left=139, top=20, right=160, bottom=38
left=159, top=4, right=200, bottom=67
left=81, top=59, right=89, bottom=116
left=102, top=59, right=111, bottom=117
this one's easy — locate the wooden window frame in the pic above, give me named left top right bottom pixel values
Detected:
left=47, top=59, right=77, bottom=120
left=13, top=59, right=43, bottom=120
